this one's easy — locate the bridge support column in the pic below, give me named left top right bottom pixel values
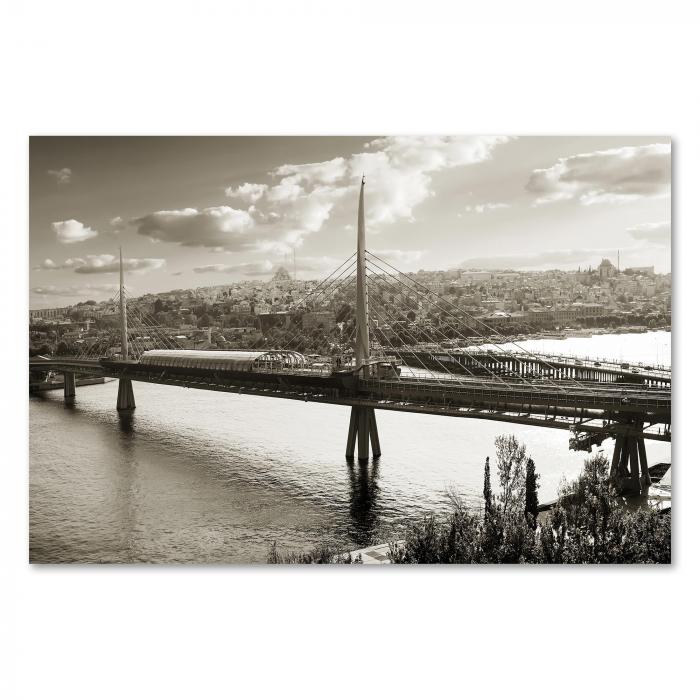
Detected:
left=346, top=406, right=380, bottom=462
left=63, top=372, right=76, bottom=405
left=117, top=377, right=135, bottom=412
left=610, top=432, right=646, bottom=495
left=638, top=437, right=651, bottom=487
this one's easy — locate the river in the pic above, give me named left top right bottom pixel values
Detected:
left=29, top=331, right=671, bottom=563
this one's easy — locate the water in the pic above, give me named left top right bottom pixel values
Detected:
left=29, top=331, right=671, bottom=563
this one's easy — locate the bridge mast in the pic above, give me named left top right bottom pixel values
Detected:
left=355, top=175, right=370, bottom=377
left=346, top=177, right=380, bottom=461
left=116, top=247, right=136, bottom=412
left=119, top=247, right=129, bottom=360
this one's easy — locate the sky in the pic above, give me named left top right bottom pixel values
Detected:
left=29, top=135, right=671, bottom=308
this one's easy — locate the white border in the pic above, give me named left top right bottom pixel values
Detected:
left=2, top=2, right=698, bottom=698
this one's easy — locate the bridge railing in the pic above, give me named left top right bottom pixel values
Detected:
left=359, top=377, right=671, bottom=411
left=431, top=346, right=671, bottom=373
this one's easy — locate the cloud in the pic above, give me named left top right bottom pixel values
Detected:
left=31, top=283, right=118, bottom=298
left=35, top=255, right=165, bottom=274
left=131, top=206, right=256, bottom=249
left=47, top=167, right=72, bottom=184
left=193, top=261, right=275, bottom=276
left=225, top=182, right=269, bottom=203
left=110, top=216, right=126, bottom=231
left=371, top=249, right=424, bottom=266
left=193, top=255, right=339, bottom=278
left=212, top=136, right=513, bottom=252
left=52, top=219, right=98, bottom=243
left=460, top=248, right=622, bottom=270
left=627, top=220, right=671, bottom=244
left=274, top=157, right=347, bottom=186
left=526, top=142, right=671, bottom=206
left=35, top=257, right=88, bottom=270
left=464, top=202, right=510, bottom=214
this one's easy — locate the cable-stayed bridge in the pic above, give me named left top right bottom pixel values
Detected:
left=29, top=179, right=671, bottom=495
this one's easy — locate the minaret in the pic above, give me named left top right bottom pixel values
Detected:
left=119, top=247, right=128, bottom=360
left=355, top=175, right=370, bottom=376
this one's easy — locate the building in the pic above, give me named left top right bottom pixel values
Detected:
left=302, top=310, right=335, bottom=331
left=29, top=307, right=68, bottom=322
left=598, top=258, right=617, bottom=279
left=253, top=302, right=271, bottom=315
left=460, top=271, right=493, bottom=282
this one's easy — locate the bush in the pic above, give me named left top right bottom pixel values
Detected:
left=390, top=447, right=670, bottom=565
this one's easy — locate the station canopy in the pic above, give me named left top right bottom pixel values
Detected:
left=139, top=349, right=306, bottom=371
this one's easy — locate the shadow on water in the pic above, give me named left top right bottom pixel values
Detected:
left=346, top=457, right=381, bottom=546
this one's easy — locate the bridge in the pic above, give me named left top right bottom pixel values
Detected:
left=29, top=178, right=671, bottom=496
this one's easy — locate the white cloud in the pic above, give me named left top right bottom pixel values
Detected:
left=464, top=202, right=510, bottom=214
left=371, top=249, right=424, bottom=266
left=131, top=206, right=255, bottom=249
left=47, top=167, right=72, bottom=184
left=527, top=142, right=671, bottom=206
left=193, top=255, right=339, bottom=278
left=193, top=261, right=275, bottom=277
left=225, top=182, right=269, bottom=203
left=52, top=219, right=98, bottom=243
left=627, top=220, right=671, bottom=243
left=461, top=248, right=621, bottom=270
left=110, top=216, right=125, bottom=231
left=31, top=283, right=118, bottom=298
left=35, top=255, right=165, bottom=274
left=273, top=157, right=347, bottom=186
left=214, top=136, right=511, bottom=249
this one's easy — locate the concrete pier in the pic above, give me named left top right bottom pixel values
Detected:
left=116, top=377, right=135, bottom=412
left=63, top=371, right=76, bottom=404
left=346, top=406, right=380, bottom=461
left=610, top=427, right=651, bottom=495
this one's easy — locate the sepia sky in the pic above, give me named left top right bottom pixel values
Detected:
left=29, top=135, right=671, bottom=307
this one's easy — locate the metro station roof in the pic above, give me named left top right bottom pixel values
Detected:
left=139, top=349, right=306, bottom=370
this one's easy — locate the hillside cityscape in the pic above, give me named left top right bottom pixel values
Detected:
left=29, top=257, right=671, bottom=359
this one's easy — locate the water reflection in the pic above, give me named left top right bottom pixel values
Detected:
left=118, top=412, right=135, bottom=435
left=347, top=457, right=381, bottom=545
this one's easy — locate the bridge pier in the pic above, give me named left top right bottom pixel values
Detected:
left=610, top=430, right=651, bottom=495
left=116, top=377, right=136, bottom=412
left=346, top=406, right=380, bottom=462
left=63, top=372, right=76, bottom=405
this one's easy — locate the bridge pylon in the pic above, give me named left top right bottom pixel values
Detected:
left=117, top=247, right=135, bottom=412
left=63, top=371, right=76, bottom=405
left=345, top=177, right=380, bottom=462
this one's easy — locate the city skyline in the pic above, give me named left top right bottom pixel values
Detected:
left=29, top=135, right=671, bottom=308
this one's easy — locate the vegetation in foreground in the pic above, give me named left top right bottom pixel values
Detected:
left=268, top=435, right=671, bottom=565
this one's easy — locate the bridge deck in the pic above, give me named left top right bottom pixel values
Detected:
left=29, top=357, right=671, bottom=441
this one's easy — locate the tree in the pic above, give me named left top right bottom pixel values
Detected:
left=524, top=457, right=539, bottom=528
left=494, top=434, right=526, bottom=514
left=483, top=456, right=493, bottom=517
